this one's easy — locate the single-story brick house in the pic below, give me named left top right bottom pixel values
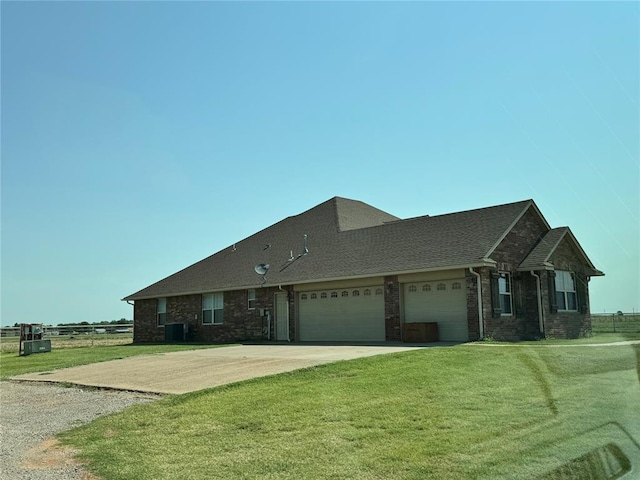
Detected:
left=124, top=197, right=603, bottom=343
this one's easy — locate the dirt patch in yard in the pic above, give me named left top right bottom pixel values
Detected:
left=21, top=439, right=99, bottom=479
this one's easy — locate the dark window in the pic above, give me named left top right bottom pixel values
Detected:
left=203, top=293, right=223, bottom=325
left=157, top=298, right=166, bottom=326
left=555, top=271, right=577, bottom=311
left=498, top=273, right=513, bottom=315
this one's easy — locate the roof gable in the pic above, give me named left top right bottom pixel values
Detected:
left=484, top=200, right=550, bottom=259
left=518, top=227, right=603, bottom=275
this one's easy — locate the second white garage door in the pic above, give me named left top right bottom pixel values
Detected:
left=298, top=287, right=385, bottom=342
left=403, top=279, right=468, bottom=342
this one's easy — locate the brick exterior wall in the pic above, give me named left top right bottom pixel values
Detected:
left=133, top=286, right=286, bottom=344
left=490, top=208, right=549, bottom=270
left=474, top=208, right=593, bottom=341
left=384, top=275, right=401, bottom=341
left=286, top=286, right=296, bottom=341
left=133, top=299, right=163, bottom=343
left=465, top=270, right=481, bottom=340
left=475, top=208, right=547, bottom=341
left=541, top=238, right=592, bottom=339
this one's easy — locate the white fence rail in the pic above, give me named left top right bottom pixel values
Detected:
left=0, top=324, right=133, bottom=338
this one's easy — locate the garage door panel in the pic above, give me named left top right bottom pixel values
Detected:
left=299, top=289, right=385, bottom=342
left=403, top=280, right=468, bottom=342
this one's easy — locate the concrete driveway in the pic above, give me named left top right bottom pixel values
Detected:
left=11, top=344, right=427, bottom=395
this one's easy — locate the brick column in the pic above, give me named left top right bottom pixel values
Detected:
left=384, top=275, right=401, bottom=341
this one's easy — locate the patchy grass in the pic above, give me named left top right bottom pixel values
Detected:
left=59, top=344, right=640, bottom=479
left=0, top=343, right=230, bottom=379
left=0, top=334, right=134, bottom=353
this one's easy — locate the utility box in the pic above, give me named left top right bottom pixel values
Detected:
left=403, top=322, right=439, bottom=343
left=165, top=323, right=185, bottom=342
left=19, top=323, right=52, bottom=356
left=21, top=339, right=52, bottom=356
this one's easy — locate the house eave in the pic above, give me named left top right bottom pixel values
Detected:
left=516, top=264, right=605, bottom=277
left=122, top=261, right=497, bottom=301
left=517, top=262, right=555, bottom=272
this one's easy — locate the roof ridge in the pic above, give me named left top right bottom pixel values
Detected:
left=393, top=199, right=532, bottom=224
left=333, top=197, right=400, bottom=232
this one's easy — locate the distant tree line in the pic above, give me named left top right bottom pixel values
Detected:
left=12, top=318, right=133, bottom=327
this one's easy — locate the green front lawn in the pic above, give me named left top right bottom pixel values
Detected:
left=483, top=332, right=640, bottom=345
left=59, top=343, right=640, bottom=479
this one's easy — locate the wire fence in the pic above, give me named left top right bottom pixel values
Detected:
left=0, top=324, right=134, bottom=353
left=591, top=314, right=640, bottom=333
left=0, top=324, right=133, bottom=338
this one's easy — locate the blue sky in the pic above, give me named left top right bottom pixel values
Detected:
left=2, top=1, right=638, bottom=326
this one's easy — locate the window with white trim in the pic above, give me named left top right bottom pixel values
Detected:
left=555, top=271, right=577, bottom=311
left=157, top=298, right=167, bottom=326
left=311, top=293, right=317, bottom=300
left=408, top=285, right=417, bottom=293
left=248, top=289, right=256, bottom=310
left=331, top=291, right=338, bottom=298
left=498, top=273, right=513, bottom=315
left=203, top=293, right=223, bottom=325
left=301, top=293, right=308, bottom=300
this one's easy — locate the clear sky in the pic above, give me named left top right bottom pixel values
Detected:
left=2, top=1, right=638, bottom=326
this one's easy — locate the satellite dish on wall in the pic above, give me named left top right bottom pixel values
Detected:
left=254, top=263, right=270, bottom=275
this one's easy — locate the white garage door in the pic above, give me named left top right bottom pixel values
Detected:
left=403, top=279, right=468, bottom=342
left=298, top=287, right=385, bottom=342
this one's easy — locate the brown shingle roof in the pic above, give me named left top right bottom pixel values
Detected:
left=518, top=227, right=568, bottom=270
left=518, top=227, right=604, bottom=275
left=123, top=197, right=536, bottom=300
